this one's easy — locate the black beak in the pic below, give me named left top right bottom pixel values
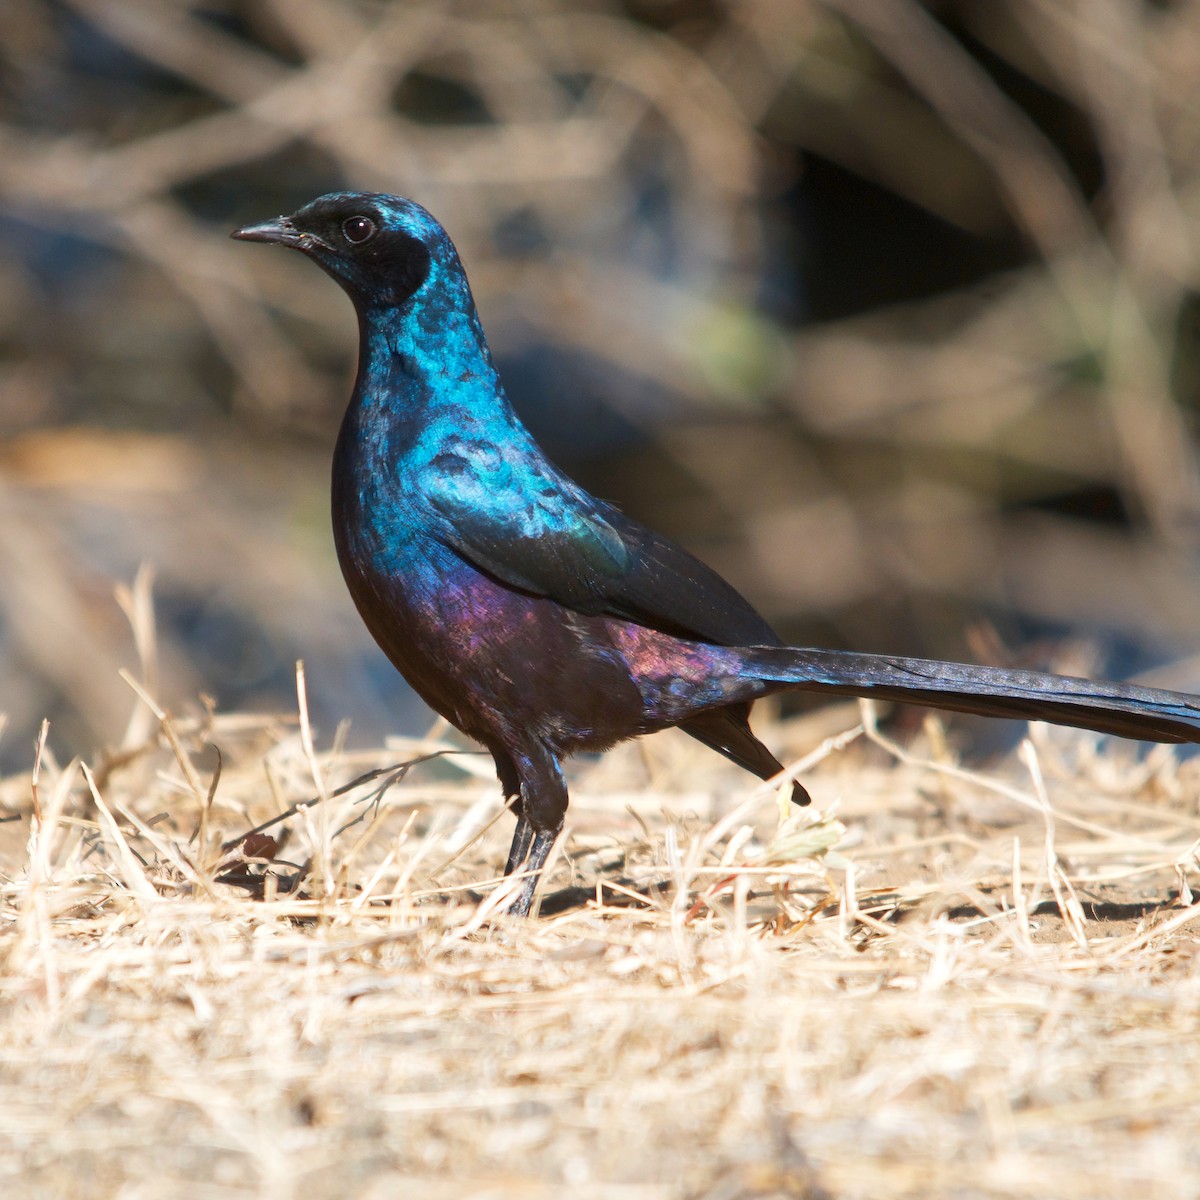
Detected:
left=230, top=216, right=309, bottom=248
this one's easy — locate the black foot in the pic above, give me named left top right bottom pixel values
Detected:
left=504, top=826, right=560, bottom=917
left=504, top=815, right=535, bottom=877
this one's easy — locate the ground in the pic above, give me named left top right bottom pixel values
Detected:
left=2, top=693, right=1200, bottom=1200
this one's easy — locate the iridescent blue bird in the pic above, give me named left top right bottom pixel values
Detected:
left=233, top=192, right=1200, bottom=915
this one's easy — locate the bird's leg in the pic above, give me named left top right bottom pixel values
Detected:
left=491, top=745, right=533, bottom=876
left=504, top=816, right=535, bottom=876
left=506, top=826, right=562, bottom=917
left=498, top=744, right=568, bottom=917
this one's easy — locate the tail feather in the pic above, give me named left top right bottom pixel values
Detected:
left=750, top=646, right=1200, bottom=744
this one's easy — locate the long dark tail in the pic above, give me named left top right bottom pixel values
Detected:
left=745, top=646, right=1200, bottom=744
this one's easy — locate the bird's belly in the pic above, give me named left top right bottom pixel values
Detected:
left=336, top=535, right=650, bottom=754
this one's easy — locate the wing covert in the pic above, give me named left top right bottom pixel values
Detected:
left=421, top=436, right=779, bottom=647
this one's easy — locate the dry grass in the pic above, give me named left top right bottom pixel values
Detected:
left=3, top=657, right=1200, bottom=1199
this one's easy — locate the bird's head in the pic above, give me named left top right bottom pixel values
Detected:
left=231, top=191, right=459, bottom=311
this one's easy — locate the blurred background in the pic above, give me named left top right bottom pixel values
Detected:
left=3, top=0, right=1200, bottom=774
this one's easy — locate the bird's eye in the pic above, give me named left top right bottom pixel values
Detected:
left=342, top=216, right=377, bottom=245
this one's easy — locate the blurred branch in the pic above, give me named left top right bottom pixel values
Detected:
left=3, top=0, right=1200, bottom=767
left=827, top=0, right=1200, bottom=542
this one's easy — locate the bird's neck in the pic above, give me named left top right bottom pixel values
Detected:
left=351, top=288, right=513, bottom=433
